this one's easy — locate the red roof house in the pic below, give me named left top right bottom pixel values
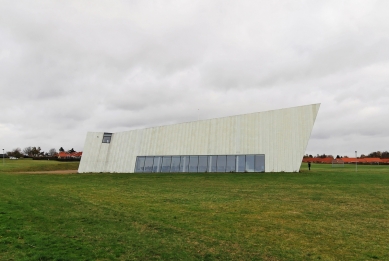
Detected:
left=58, top=152, right=82, bottom=159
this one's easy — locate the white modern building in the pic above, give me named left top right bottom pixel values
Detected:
left=78, top=104, right=320, bottom=173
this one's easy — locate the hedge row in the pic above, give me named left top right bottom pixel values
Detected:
left=32, top=157, right=81, bottom=161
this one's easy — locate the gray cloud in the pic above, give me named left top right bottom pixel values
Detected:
left=0, top=0, right=388, bottom=156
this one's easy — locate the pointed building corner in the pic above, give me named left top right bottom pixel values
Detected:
left=312, top=103, right=321, bottom=122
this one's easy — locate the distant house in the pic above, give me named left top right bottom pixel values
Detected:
left=304, top=156, right=388, bottom=164
left=302, top=157, right=333, bottom=164
left=360, top=158, right=382, bottom=164
left=0, top=154, right=8, bottom=158
left=332, top=158, right=344, bottom=164
left=381, top=159, right=389, bottom=164
left=341, top=158, right=359, bottom=164
left=72, top=152, right=83, bottom=158
left=58, top=152, right=82, bottom=159
left=342, top=158, right=382, bottom=164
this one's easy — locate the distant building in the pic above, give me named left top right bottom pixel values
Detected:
left=79, top=104, right=320, bottom=173
left=342, top=158, right=382, bottom=164
left=303, top=157, right=333, bottom=164
left=58, top=152, right=82, bottom=159
left=332, top=158, right=344, bottom=164
left=305, top=157, right=389, bottom=165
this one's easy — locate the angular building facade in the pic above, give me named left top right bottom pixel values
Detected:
left=78, top=104, right=320, bottom=173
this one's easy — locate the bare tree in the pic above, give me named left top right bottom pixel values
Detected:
left=23, top=146, right=32, bottom=156
left=368, top=151, right=382, bottom=158
left=48, top=148, right=57, bottom=156
left=7, top=148, right=23, bottom=158
left=30, top=147, right=42, bottom=157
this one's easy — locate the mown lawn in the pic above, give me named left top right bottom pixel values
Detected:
left=0, top=158, right=79, bottom=173
left=0, top=160, right=388, bottom=260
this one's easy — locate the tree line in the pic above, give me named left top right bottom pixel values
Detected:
left=5, top=147, right=77, bottom=158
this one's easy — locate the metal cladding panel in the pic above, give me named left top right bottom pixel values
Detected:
left=78, top=132, right=107, bottom=173
left=78, top=104, right=320, bottom=173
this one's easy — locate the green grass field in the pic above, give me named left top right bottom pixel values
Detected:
left=1, top=159, right=388, bottom=260
left=0, top=158, right=79, bottom=173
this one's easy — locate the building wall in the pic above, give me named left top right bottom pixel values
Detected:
left=79, top=104, right=320, bottom=173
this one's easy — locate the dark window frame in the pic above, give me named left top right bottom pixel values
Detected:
left=102, top=133, right=113, bottom=143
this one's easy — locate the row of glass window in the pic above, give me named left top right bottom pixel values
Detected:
left=135, top=155, right=265, bottom=173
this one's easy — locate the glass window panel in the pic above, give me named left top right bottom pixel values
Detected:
left=198, top=156, right=208, bottom=172
left=170, top=156, right=181, bottom=172
left=210, top=156, right=217, bottom=172
left=207, top=156, right=212, bottom=172
left=144, top=156, right=154, bottom=172
left=161, top=156, right=172, bottom=172
left=237, top=155, right=245, bottom=172
left=180, top=156, right=189, bottom=172
left=255, top=155, right=265, bottom=172
left=217, top=155, right=227, bottom=172
left=189, top=156, right=199, bottom=172
left=135, top=156, right=145, bottom=173
left=245, top=155, right=255, bottom=172
left=152, top=156, right=161, bottom=173
left=226, top=155, right=236, bottom=172
left=102, top=136, right=111, bottom=143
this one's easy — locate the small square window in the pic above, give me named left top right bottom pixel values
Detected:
left=102, top=133, right=112, bottom=143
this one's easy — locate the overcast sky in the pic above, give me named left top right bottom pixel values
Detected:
left=1, top=0, right=388, bottom=156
